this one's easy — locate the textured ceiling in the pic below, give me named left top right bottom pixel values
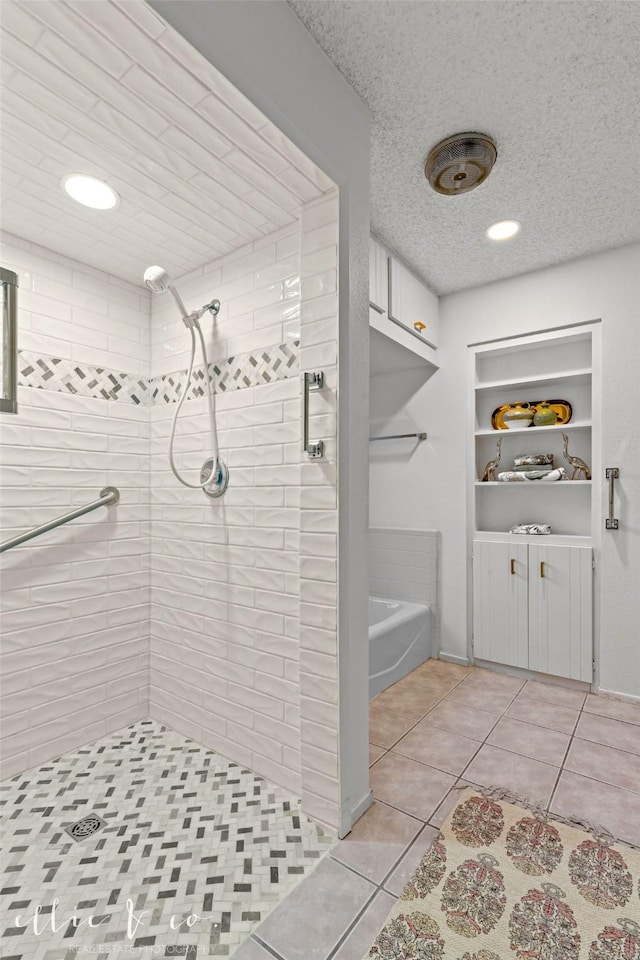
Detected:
left=0, top=0, right=329, bottom=284
left=289, top=0, right=640, bottom=294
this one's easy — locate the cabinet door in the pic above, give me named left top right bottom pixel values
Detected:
left=388, top=257, right=439, bottom=348
left=369, top=237, right=388, bottom=313
left=528, top=544, right=592, bottom=682
left=473, top=539, right=528, bottom=668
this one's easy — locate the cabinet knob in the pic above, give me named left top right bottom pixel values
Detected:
left=413, top=321, right=426, bottom=333
left=510, top=558, right=515, bottom=575
left=540, top=561, right=545, bottom=578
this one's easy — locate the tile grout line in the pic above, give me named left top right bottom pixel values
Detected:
left=547, top=692, right=586, bottom=812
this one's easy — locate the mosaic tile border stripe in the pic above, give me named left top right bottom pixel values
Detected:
left=17, top=341, right=300, bottom=407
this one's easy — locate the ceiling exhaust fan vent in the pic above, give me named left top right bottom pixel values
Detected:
left=425, top=133, right=497, bottom=196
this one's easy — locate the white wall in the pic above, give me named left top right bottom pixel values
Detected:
left=152, top=0, right=372, bottom=835
left=371, top=243, right=639, bottom=699
left=0, top=234, right=150, bottom=778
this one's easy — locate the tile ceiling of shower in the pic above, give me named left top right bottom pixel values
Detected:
left=0, top=0, right=331, bottom=284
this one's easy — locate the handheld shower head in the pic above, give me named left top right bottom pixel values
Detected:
left=143, top=265, right=172, bottom=293
left=143, top=265, right=189, bottom=320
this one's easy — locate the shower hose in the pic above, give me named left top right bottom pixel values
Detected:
left=168, top=319, right=221, bottom=490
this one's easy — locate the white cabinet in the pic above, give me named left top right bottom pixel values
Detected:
left=369, top=235, right=439, bottom=374
left=369, top=236, right=387, bottom=313
left=388, top=257, right=439, bottom=349
left=469, top=323, right=600, bottom=684
left=473, top=538, right=593, bottom=682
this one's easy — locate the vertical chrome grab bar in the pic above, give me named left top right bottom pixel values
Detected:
left=302, top=371, right=324, bottom=459
left=605, top=467, right=620, bottom=530
left=1, top=267, right=19, bottom=415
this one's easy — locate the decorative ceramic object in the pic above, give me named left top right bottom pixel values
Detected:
left=491, top=399, right=572, bottom=430
left=562, top=432, right=591, bottom=480
left=533, top=402, right=558, bottom=426
left=502, top=402, right=535, bottom=429
left=510, top=523, right=551, bottom=535
left=498, top=468, right=566, bottom=481
left=481, top=436, right=502, bottom=481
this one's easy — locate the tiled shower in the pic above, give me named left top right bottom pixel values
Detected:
left=0, top=1, right=343, bottom=953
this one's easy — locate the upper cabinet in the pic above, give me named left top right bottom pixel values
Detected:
left=388, top=257, right=439, bottom=350
left=369, top=235, right=439, bottom=375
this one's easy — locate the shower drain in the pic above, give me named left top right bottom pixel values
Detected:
left=64, top=812, right=106, bottom=842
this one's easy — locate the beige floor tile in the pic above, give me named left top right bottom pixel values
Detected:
left=333, top=890, right=396, bottom=960
left=423, top=698, right=498, bottom=740
left=369, top=704, right=415, bottom=749
left=505, top=696, right=580, bottom=735
left=383, top=824, right=440, bottom=897
left=255, top=857, right=375, bottom=960
left=369, top=743, right=386, bottom=767
left=518, top=678, right=587, bottom=710
left=584, top=693, right=640, bottom=726
left=459, top=668, right=525, bottom=696
left=446, top=682, right=518, bottom=714
left=331, top=800, right=422, bottom=884
left=488, top=716, right=570, bottom=766
left=565, top=738, right=640, bottom=794
left=551, top=771, right=640, bottom=847
left=576, top=712, right=640, bottom=756
left=429, top=782, right=474, bottom=827
left=392, top=721, right=480, bottom=776
left=464, top=744, right=559, bottom=806
left=372, top=683, right=442, bottom=720
left=421, top=658, right=474, bottom=681
left=369, top=752, right=455, bottom=822
left=231, top=938, right=275, bottom=960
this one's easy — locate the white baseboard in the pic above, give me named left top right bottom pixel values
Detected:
left=438, top=651, right=471, bottom=666
left=595, top=687, right=640, bottom=705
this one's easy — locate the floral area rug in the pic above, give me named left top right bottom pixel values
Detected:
left=364, top=787, right=640, bottom=959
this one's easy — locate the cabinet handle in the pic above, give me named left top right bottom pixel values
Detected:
left=510, top=558, right=515, bottom=575
left=540, top=561, right=545, bottom=578
left=413, top=321, right=426, bottom=333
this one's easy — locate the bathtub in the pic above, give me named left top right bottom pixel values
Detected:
left=369, top=596, right=432, bottom=699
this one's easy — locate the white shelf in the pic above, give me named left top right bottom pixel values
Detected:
left=475, top=480, right=591, bottom=487
left=475, top=420, right=591, bottom=437
left=475, top=368, right=591, bottom=392
left=475, top=530, right=593, bottom=546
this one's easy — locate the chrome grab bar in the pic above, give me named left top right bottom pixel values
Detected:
left=369, top=432, right=427, bottom=442
left=0, top=487, right=120, bottom=554
left=605, top=467, right=620, bottom=530
left=302, top=371, right=324, bottom=459
left=1, top=267, right=19, bottom=415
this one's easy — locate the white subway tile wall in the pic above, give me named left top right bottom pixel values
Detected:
left=369, top=527, right=439, bottom=638
left=0, top=236, right=151, bottom=778
left=1, top=212, right=341, bottom=829
left=299, top=192, right=340, bottom=827
left=148, top=208, right=340, bottom=822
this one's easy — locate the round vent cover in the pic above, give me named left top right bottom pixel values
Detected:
left=425, top=133, right=497, bottom=195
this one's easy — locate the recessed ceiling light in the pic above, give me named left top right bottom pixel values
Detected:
left=486, top=219, right=520, bottom=241
left=62, top=174, right=119, bottom=210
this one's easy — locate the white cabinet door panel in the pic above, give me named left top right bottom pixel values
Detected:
left=369, top=237, right=388, bottom=313
left=473, top=539, right=528, bottom=668
left=528, top=544, right=592, bottom=682
left=388, top=258, right=439, bottom=348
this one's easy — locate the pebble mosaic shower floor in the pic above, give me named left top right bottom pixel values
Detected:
left=0, top=720, right=333, bottom=959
